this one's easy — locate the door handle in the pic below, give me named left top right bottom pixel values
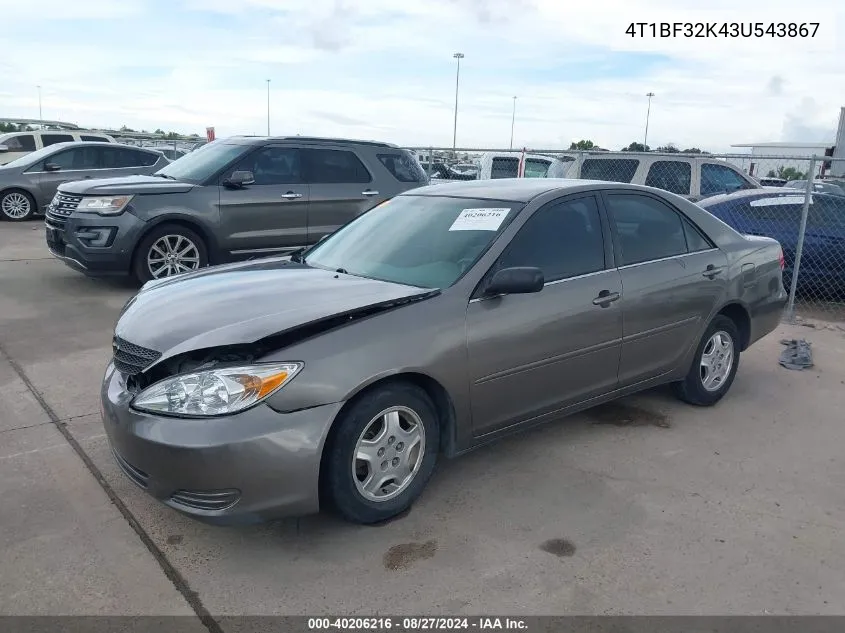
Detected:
left=361, top=190, right=379, bottom=197
left=281, top=192, right=303, bottom=200
left=592, top=290, right=620, bottom=307
left=702, top=264, right=724, bottom=279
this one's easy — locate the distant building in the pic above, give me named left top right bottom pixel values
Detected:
left=729, top=142, right=833, bottom=178
left=729, top=107, right=845, bottom=179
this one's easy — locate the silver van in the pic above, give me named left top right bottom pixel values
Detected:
left=565, top=153, right=760, bottom=201
left=0, top=130, right=116, bottom=165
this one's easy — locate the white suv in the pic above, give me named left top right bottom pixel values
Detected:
left=0, top=130, right=116, bottom=165
left=564, top=153, right=760, bottom=201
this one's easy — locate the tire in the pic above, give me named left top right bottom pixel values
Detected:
left=0, top=189, right=36, bottom=221
left=132, top=224, right=208, bottom=283
left=672, top=315, right=741, bottom=407
left=322, top=382, right=440, bottom=524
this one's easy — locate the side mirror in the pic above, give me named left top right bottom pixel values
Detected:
left=484, top=266, right=544, bottom=296
left=0, top=145, right=8, bottom=153
left=44, top=163, right=62, bottom=172
left=224, top=170, right=255, bottom=188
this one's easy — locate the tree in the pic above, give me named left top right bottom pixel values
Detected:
left=0, top=122, right=19, bottom=133
left=119, top=125, right=137, bottom=132
left=655, top=144, right=680, bottom=153
left=681, top=147, right=706, bottom=154
left=569, top=139, right=596, bottom=150
left=768, top=166, right=807, bottom=181
left=622, top=142, right=649, bottom=152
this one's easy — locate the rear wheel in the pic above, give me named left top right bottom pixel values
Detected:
left=672, top=315, right=740, bottom=406
left=322, top=382, right=440, bottom=524
left=132, top=224, right=208, bottom=283
left=0, top=189, right=36, bottom=221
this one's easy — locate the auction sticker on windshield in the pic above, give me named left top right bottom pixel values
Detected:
left=449, top=208, right=510, bottom=231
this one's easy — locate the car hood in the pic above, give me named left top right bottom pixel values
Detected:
left=59, top=174, right=194, bottom=195
left=115, top=259, right=437, bottom=364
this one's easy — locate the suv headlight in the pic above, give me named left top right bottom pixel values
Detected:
left=131, top=362, right=302, bottom=417
left=77, top=195, right=134, bottom=215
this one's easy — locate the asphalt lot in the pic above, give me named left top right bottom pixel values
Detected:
left=2, top=219, right=845, bottom=619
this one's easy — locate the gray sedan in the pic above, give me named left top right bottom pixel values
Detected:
left=0, top=142, right=167, bottom=221
left=102, top=179, right=787, bottom=525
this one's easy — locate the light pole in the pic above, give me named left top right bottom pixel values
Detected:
left=643, top=92, right=655, bottom=149
left=266, top=79, right=271, bottom=136
left=509, top=96, right=517, bottom=150
left=452, top=53, right=464, bottom=151
left=37, top=85, right=43, bottom=125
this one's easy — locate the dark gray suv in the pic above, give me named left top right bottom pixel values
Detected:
left=44, top=136, right=428, bottom=282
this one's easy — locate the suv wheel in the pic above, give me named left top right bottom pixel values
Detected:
left=133, top=224, right=208, bottom=283
left=1, top=190, right=36, bottom=221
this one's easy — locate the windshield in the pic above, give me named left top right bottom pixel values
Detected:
left=304, top=195, right=522, bottom=288
left=0, top=144, right=60, bottom=169
left=154, top=141, right=249, bottom=183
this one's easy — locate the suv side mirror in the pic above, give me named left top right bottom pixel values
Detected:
left=44, top=162, right=62, bottom=172
left=224, top=170, right=255, bottom=188
left=484, top=266, right=544, bottom=296
left=0, top=145, right=8, bottom=153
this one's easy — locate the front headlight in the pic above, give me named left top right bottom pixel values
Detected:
left=131, top=362, right=302, bottom=417
left=77, top=195, right=134, bottom=215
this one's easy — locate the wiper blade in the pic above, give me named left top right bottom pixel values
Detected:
left=335, top=268, right=349, bottom=274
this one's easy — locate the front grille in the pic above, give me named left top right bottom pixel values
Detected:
left=47, top=192, right=82, bottom=218
left=112, top=448, right=149, bottom=489
left=170, top=489, right=241, bottom=511
left=112, top=336, right=161, bottom=376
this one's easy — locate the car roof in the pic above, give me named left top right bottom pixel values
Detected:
left=698, top=187, right=841, bottom=207
left=402, top=178, right=656, bottom=203
left=225, top=135, right=398, bottom=148
left=41, top=141, right=158, bottom=151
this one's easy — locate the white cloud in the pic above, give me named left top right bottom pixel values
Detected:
left=0, top=0, right=842, bottom=152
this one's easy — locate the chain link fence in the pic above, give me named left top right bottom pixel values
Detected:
left=406, top=147, right=845, bottom=322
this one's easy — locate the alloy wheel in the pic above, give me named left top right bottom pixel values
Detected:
left=1, top=192, right=31, bottom=219
left=147, top=234, right=201, bottom=279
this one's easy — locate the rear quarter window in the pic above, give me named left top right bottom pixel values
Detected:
left=1, top=134, right=36, bottom=151
left=581, top=158, right=639, bottom=183
left=377, top=152, right=428, bottom=183
left=81, top=135, right=110, bottom=142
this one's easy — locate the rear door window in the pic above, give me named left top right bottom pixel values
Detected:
left=2, top=134, right=36, bottom=151
left=40, top=134, right=74, bottom=147
left=581, top=158, right=639, bottom=183
left=645, top=160, right=692, bottom=195
left=81, top=135, right=110, bottom=142
left=304, top=148, right=371, bottom=184
left=604, top=193, right=688, bottom=265
left=46, top=146, right=101, bottom=170
left=523, top=158, right=551, bottom=178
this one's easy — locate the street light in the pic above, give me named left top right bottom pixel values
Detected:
left=266, top=79, right=271, bottom=136
left=643, top=92, right=655, bottom=149
left=509, top=96, right=517, bottom=150
left=37, top=85, right=42, bottom=125
left=452, top=53, right=464, bottom=151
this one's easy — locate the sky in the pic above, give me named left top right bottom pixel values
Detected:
left=0, top=0, right=842, bottom=153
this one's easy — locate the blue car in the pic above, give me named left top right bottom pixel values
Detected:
left=699, top=189, right=845, bottom=296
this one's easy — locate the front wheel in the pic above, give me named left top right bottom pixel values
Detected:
left=1, top=189, right=36, bottom=221
left=132, top=224, right=208, bottom=283
left=672, top=315, right=740, bottom=406
left=322, top=382, right=440, bottom=524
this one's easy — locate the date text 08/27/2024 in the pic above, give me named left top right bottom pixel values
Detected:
left=626, top=22, right=820, bottom=38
